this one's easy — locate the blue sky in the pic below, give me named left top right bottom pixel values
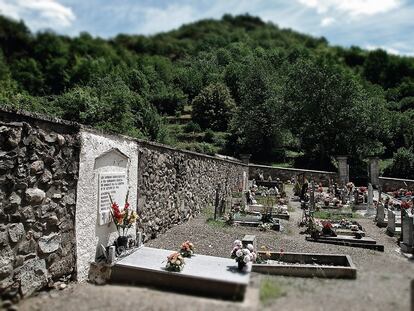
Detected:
left=0, top=0, right=413, bottom=55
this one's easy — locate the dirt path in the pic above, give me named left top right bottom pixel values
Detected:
left=18, top=190, right=414, bottom=311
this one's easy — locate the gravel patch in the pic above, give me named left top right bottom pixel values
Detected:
left=18, top=189, right=414, bottom=311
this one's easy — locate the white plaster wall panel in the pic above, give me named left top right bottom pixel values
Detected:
left=75, top=130, right=138, bottom=281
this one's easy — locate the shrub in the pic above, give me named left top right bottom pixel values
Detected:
left=183, top=121, right=201, bottom=133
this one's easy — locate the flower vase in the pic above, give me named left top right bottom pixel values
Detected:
left=117, top=236, right=128, bottom=248
left=237, top=261, right=245, bottom=271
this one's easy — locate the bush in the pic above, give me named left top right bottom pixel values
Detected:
left=183, top=121, right=201, bottom=133
left=204, top=129, right=215, bottom=143
left=384, top=147, right=414, bottom=179
left=192, top=83, right=236, bottom=131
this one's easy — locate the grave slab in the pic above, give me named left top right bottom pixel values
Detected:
left=110, top=247, right=251, bottom=301
left=253, top=252, right=356, bottom=279
left=305, top=237, right=384, bottom=252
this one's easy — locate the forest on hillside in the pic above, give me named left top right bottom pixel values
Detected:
left=0, top=14, right=413, bottom=179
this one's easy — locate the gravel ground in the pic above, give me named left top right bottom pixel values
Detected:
left=18, top=188, right=414, bottom=311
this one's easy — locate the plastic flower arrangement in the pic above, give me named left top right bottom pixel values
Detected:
left=180, top=241, right=195, bottom=257
left=256, top=246, right=272, bottom=264
left=401, top=201, right=411, bottom=210
left=109, top=193, right=138, bottom=237
left=230, top=240, right=256, bottom=270
left=165, top=252, right=185, bottom=272
left=259, top=222, right=272, bottom=231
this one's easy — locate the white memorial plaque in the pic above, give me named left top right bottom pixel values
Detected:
left=98, top=172, right=128, bottom=225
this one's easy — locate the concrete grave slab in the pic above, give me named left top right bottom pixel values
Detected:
left=253, top=252, right=356, bottom=279
left=306, top=236, right=384, bottom=252
left=110, top=247, right=251, bottom=301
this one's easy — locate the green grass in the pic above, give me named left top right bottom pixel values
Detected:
left=313, top=210, right=359, bottom=220
left=232, top=192, right=243, bottom=198
left=206, top=218, right=227, bottom=228
left=260, top=278, right=286, bottom=304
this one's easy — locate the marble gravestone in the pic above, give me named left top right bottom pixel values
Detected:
left=75, top=131, right=138, bottom=282
left=98, top=172, right=128, bottom=225
left=401, top=213, right=414, bottom=253
left=387, top=210, right=401, bottom=236
left=376, top=203, right=388, bottom=227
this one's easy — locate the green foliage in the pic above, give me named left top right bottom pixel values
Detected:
left=183, top=121, right=201, bottom=133
left=192, top=83, right=236, bottom=131
left=0, top=14, right=413, bottom=172
left=283, top=56, right=388, bottom=169
left=384, top=147, right=414, bottom=179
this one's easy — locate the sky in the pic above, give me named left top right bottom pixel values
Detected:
left=0, top=0, right=413, bottom=56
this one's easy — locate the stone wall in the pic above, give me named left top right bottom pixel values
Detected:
left=379, top=177, right=414, bottom=192
left=137, top=142, right=248, bottom=241
left=75, top=129, right=248, bottom=281
left=0, top=110, right=80, bottom=301
left=249, top=164, right=338, bottom=186
left=0, top=109, right=248, bottom=292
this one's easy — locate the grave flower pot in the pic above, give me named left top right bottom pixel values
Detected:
left=237, top=261, right=246, bottom=271
left=117, top=236, right=128, bottom=248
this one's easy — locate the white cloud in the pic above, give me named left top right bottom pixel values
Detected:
left=0, top=0, right=75, bottom=29
left=298, top=0, right=401, bottom=16
left=321, top=17, right=335, bottom=27
left=365, top=44, right=408, bottom=56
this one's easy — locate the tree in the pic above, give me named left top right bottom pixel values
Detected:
left=384, top=147, right=414, bottom=179
left=192, top=83, right=236, bottom=131
left=283, top=56, right=387, bottom=169
left=229, top=57, right=285, bottom=161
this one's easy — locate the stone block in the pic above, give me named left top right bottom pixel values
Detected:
left=25, top=188, right=46, bottom=205
left=17, top=258, right=48, bottom=297
left=38, top=233, right=61, bottom=254
left=8, top=223, right=25, bottom=243
left=30, top=160, right=44, bottom=174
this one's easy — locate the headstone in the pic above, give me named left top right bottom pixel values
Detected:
left=242, top=235, right=256, bottom=251
left=387, top=210, right=401, bottom=235
left=136, top=232, right=143, bottom=248
left=376, top=203, right=388, bottom=227
left=401, top=214, right=414, bottom=253
left=368, top=183, right=374, bottom=208
left=108, top=246, right=116, bottom=264
left=98, top=172, right=128, bottom=225
left=310, top=181, right=315, bottom=211
left=368, top=157, right=380, bottom=187
left=337, top=156, right=349, bottom=186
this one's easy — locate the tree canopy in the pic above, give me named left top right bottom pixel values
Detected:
left=1, top=13, right=413, bottom=177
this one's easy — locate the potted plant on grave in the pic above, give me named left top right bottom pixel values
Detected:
left=180, top=241, right=195, bottom=257
left=321, top=221, right=337, bottom=237
left=165, top=252, right=185, bottom=272
left=230, top=240, right=256, bottom=270
left=109, top=193, right=138, bottom=250
left=255, top=246, right=272, bottom=264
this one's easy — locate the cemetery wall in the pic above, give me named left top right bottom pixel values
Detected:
left=0, top=109, right=80, bottom=299
left=379, top=177, right=414, bottom=192
left=249, top=164, right=338, bottom=186
left=74, top=128, right=248, bottom=281
left=0, top=109, right=247, bottom=287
